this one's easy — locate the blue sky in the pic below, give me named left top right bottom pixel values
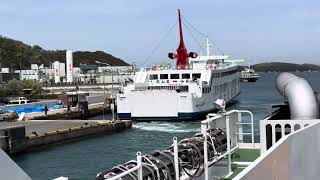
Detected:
left=1, top=0, right=320, bottom=65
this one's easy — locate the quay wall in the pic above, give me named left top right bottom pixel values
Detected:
left=27, top=120, right=131, bottom=151
left=0, top=120, right=132, bottom=154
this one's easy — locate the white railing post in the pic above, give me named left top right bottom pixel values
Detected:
left=226, top=115, right=232, bottom=176
left=235, top=110, right=255, bottom=148
left=272, top=125, right=276, bottom=146
left=249, top=112, right=254, bottom=148
left=173, top=137, right=180, bottom=180
left=137, top=152, right=143, bottom=180
left=201, top=122, right=209, bottom=180
left=260, top=120, right=267, bottom=153
left=237, top=112, right=243, bottom=142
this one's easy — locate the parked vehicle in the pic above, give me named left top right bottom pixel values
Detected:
left=0, top=110, right=6, bottom=121
left=8, top=97, right=31, bottom=105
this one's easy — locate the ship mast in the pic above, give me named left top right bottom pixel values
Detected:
left=175, top=9, right=189, bottom=69
left=177, top=10, right=186, bottom=51
left=206, top=37, right=210, bottom=56
left=168, top=9, right=197, bottom=69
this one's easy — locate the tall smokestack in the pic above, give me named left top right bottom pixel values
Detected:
left=66, top=50, right=73, bottom=83
left=54, top=61, right=60, bottom=84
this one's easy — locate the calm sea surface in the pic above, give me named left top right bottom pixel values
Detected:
left=13, top=72, right=320, bottom=180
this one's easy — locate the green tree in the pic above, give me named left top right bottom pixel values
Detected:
left=31, top=82, right=42, bottom=95
left=21, top=80, right=42, bottom=95
left=5, top=79, right=23, bottom=96
left=0, top=36, right=129, bottom=70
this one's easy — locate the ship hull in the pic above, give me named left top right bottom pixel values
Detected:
left=117, top=91, right=240, bottom=121
left=240, top=76, right=259, bottom=82
left=117, top=67, right=240, bottom=121
left=117, top=108, right=216, bottom=121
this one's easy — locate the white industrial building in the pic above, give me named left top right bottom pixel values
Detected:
left=41, top=68, right=54, bottom=80
left=31, top=64, right=44, bottom=70
left=98, top=66, right=132, bottom=73
left=16, top=70, right=39, bottom=81
left=66, top=50, right=73, bottom=83
left=8, top=50, right=133, bottom=84
left=1, top=68, right=9, bottom=73
left=96, top=74, right=134, bottom=84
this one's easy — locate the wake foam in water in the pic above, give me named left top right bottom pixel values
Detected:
left=133, top=122, right=200, bottom=133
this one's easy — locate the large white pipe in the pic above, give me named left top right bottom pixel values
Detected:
left=276, top=72, right=319, bottom=119
left=66, top=50, right=73, bottom=83
left=54, top=61, right=60, bottom=84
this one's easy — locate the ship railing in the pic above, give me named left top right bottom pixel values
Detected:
left=259, top=118, right=320, bottom=153
left=234, top=120, right=320, bottom=180
left=202, top=109, right=255, bottom=179
left=139, top=65, right=196, bottom=72
left=106, top=152, right=143, bottom=180
left=103, top=109, right=254, bottom=180
left=104, top=138, right=181, bottom=180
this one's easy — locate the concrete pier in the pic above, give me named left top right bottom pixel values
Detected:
left=0, top=119, right=131, bottom=154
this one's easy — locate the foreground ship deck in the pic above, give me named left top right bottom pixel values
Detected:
left=96, top=108, right=320, bottom=180
left=96, top=72, right=320, bottom=180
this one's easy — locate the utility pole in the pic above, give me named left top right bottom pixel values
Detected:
left=0, top=62, right=3, bottom=89
left=95, top=61, right=114, bottom=120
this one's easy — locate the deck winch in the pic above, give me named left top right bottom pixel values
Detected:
left=96, top=128, right=227, bottom=180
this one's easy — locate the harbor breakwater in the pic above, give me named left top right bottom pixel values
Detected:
left=0, top=120, right=132, bottom=154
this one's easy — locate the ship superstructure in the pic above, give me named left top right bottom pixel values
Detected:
left=117, top=10, right=240, bottom=121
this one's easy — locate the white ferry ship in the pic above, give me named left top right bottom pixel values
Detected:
left=240, top=66, right=259, bottom=82
left=117, top=10, right=240, bottom=121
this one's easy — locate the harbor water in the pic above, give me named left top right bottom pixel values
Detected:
left=13, top=72, right=320, bottom=180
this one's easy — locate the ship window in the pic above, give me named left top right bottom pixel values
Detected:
left=9, top=101, right=19, bottom=104
left=160, top=74, right=168, bottom=79
left=150, top=74, right=158, bottom=80
left=182, top=73, right=190, bottom=79
left=192, top=73, right=201, bottom=80
left=170, top=74, right=180, bottom=79
left=203, top=87, right=210, bottom=94
left=177, top=86, right=188, bottom=92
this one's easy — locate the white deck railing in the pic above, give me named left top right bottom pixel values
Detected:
left=103, top=109, right=255, bottom=180
left=202, top=110, right=255, bottom=179
left=106, top=152, right=143, bottom=180
left=235, top=120, right=320, bottom=180
left=260, top=118, right=320, bottom=153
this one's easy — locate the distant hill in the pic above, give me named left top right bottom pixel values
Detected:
left=252, top=62, right=320, bottom=72
left=0, top=36, right=129, bottom=70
